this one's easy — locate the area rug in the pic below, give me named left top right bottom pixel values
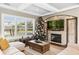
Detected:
left=23, top=46, right=63, bottom=55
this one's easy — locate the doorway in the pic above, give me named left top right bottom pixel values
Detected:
left=66, top=17, right=77, bottom=45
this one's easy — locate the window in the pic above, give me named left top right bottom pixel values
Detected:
left=3, top=14, right=35, bottom=38
left=16, top=17, right=25, bottom=36
left=17, top=22, right=25, bottom=36
left=4, top=15, right=15, bottom=37
left=27, top=20, right=33, bottom=35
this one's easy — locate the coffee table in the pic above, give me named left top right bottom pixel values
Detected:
left=28, top=40, right=50, bottom=54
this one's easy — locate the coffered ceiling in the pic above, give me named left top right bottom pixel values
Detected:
left=0, top=3, right=79, bottom=16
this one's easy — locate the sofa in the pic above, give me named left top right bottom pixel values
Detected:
left=0, top=47, right=25, bottom=55
left=19, top=36, right=34, bottom=46
left=0, top=39, right=25, bottom=55
left=58, top=44, right=79, bottom=55
left=9, top=42, right=25, bottom=51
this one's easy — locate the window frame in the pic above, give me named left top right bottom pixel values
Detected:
left=1, top=13, right=35, bottom=38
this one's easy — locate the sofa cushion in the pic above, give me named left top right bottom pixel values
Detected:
left=9, top=42, right=25, bottom=51
left=0, top=39, right=9, bottom=50
left=3, top=47, right=20, bottom=55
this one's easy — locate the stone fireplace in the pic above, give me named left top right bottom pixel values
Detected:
left=51, top=34, right=61, bottom=43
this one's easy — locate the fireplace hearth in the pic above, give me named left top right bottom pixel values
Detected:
left=51, top=34, right=61, bottom=43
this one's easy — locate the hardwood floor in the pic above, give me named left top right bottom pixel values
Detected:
left=23, top=44, right=66, bottom=55
left=49, top=44, right=66, bottom=54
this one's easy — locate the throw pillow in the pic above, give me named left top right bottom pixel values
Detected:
left=0, top=39, right=9, bottom=50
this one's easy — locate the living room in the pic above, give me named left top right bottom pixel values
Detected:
left=0, top=3, right=79, bottom=55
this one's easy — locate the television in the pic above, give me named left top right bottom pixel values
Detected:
left=47, top=20, right=64, bottom=31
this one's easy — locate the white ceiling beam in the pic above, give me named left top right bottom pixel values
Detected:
left=58, top=5, right=79, bottom=12
left=18, top=4, right=31, bottom=10
left=42, top=4, right=79, bottom=16
left=0, top=4, right=41, bottom=16
left=34, top=3, right=59, bottom=12
left=41, top=12, right=56, bottom=16
left=0, top=4, right=79, bottom=16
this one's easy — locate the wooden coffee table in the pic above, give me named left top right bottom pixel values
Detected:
left=28, top=40, right=50, bottom=54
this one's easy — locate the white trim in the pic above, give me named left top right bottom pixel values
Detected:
left=2, top=13, right=35, bottom=20
left=15, top=18, right=17, bottom=36
left=25, top=21, right=27, bottom=35
left=1, top=14, right=4, bottom=37
left=33, top=19, right=35, bottom=34
left=1, top=13, right=35, bottom=38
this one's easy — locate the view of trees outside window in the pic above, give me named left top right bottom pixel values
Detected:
left=16, top=17, right=25, bottom=36
left=27, top=21, right=33, bottom=35
left=4, top=16, right=15, bottom=37
left=3, top=14, right=34, bottom=37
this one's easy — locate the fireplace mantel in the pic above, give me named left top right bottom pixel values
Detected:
left=48, top=31, right=66, bottom=45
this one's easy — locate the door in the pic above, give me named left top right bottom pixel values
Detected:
left=67, top=18, right=77, bottom=45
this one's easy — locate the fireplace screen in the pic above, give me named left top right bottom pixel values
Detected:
left=51, top=34, right=61, bottom=43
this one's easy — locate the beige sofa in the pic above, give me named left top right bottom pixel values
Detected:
left=0, top=42, right=25, bottom=55
left=58, top=44, right=79, bottom=55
